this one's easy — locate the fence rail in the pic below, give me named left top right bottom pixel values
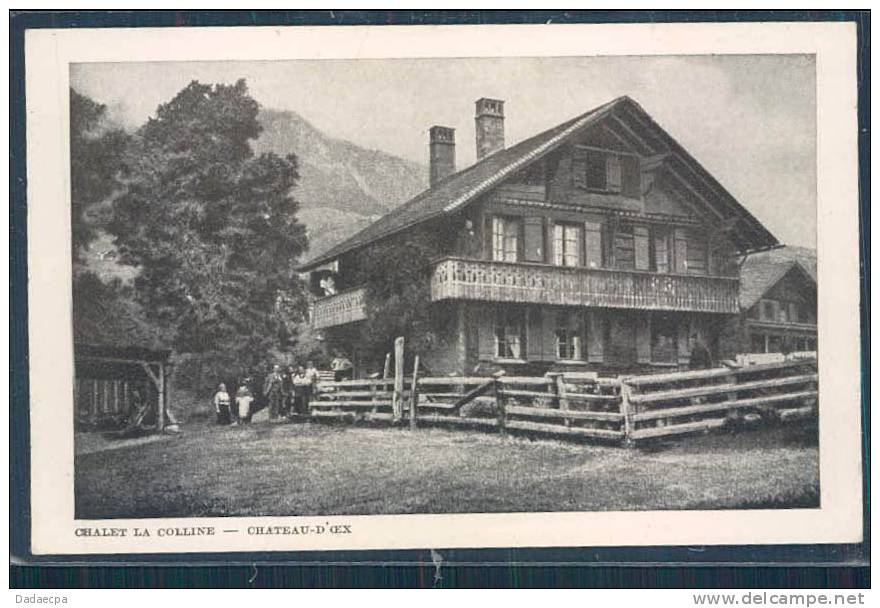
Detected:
left=309, top=350, right=818, bottom=445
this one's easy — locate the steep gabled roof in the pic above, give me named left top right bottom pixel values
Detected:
left=739, top=247, right=817, bottom=310
left=300, top=96, right=778, bottom=271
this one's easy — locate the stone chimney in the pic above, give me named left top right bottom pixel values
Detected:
left=429, top=125, right=456, bottom=187
left=475, top=98, right=505, bottom=160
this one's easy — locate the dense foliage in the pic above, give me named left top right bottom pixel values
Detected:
left=353, top=228, right=447, bottom=366
left=71, top=80, right=311, bottom=393
left=69, top=89, right=130, bottom=262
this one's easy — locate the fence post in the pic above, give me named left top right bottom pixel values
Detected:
left=409, top=355, right=420, bottom=430
left=550, top=373, right=571, bottom=428
left=619, top=377, right=634, bottom=447
left=723, top=371, right=741, bottom=426
left=494, top=376, right=506, bottom=436
left=392, top=337, right=405, bottom=423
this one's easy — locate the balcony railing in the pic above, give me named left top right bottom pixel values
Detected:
left=430, top=257, right=739, bottom=314
left=311, top=288, right=368, bottom=329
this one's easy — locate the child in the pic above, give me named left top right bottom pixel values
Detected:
left=291, top=365, right=312, bottom=418
left=235, top=382, right=254, bottom=425
left=213, top=383, right=231, bottom=425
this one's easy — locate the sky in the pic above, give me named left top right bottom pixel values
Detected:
left=71, top=55, right=816, bottom=248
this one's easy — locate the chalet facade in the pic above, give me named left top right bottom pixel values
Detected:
left=735, top=247, right=817, bottom=354
left=301, top=96, right=779, bottom=376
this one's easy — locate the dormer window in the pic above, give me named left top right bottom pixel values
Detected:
left=573, top=146, right=640, bottom=197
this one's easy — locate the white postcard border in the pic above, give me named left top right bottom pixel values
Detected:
left=24, top=21, right=863, bottom=555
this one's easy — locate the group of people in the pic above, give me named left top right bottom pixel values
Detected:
left=211, top=351, right=356, bottom=426
left=211, top=380, right=257, bottom=426
left=262, top=362, right=321, bottom=421
left=212, top=359, right=324, bottom=426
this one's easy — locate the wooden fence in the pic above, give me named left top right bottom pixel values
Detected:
left=621, top=357, right=818, bottom=441
left=310, top=347, right=818, bottom=446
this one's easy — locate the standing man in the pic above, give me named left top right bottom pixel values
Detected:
left=331, top=351, right=354, bottom=382
left=263, top=364, right=285, bottom=421
left=689, top=334, right=713, bottom=370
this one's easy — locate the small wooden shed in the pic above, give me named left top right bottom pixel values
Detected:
left=72, top=274, right=171, bottom=431
left=74, top=344, right=170, bottom=431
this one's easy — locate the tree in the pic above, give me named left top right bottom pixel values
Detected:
left=353, top=226, right=449, bottom=367
left=69, top=89, right=130, bottom=263
left=107, top=79, right=308, bottom=370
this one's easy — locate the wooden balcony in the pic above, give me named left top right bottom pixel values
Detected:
left=430, top=257, right=739, bottom=314
left=311, top=288, right=368, bottom=329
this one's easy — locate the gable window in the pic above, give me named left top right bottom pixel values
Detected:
left=555, top=311, right=584, bottom=360
left=553, top=223, right=583, bottom=267
left=574, top=147, right=641, bottom=196
left=495, top=306, right=526, bottom=359
left=491, top=216, right=521, bottom=262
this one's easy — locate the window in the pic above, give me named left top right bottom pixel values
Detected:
left=555, top=311, right=584, bottom=360
left=574, top=147, right=641, bottom=196
left=653, top=226, right=671, bottom=273
left=685, top=231, right=707, bottom=275
left=492, top=216, right=521, bottom=262
left=553, top=223, right=582, bottom=267
left=651, top=315, right=678, bottom=364
left=761, top=299, right=779, bottom=322
left=788, top=302, right=800, bottom=323
left=751, top=333, right=768, bottom=354
left=495, top=306, right=526, bottom=359
left=767, top=334, right=783, bottom=353
left=634, top=225, right=650, bottom=271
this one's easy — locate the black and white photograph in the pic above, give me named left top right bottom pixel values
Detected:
left=68, top=53, right=822, bottom=518
left=19, top=20, right=863, bottom=555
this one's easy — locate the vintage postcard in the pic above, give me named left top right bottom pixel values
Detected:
left=22, top=21, right=863, bottom=556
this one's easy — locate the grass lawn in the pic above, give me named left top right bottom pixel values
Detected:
left=75, top=419, right=819, bottom=518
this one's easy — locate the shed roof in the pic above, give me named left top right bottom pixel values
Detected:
left=300, top=96, right=778, bottom=270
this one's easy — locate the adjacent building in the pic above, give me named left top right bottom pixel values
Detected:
left=300, top=96, right=780, bottom=376
left=735, top=246, right=817, bottom=354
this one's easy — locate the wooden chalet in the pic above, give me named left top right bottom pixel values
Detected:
left=300, top=96, right=779, bottom=376
left=73, top=275, right=170, bottom=431
left=735, top=246, right=817, bottom=354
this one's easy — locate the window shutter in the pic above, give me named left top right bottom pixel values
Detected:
left=526, top=307, right=544, bottom=362
left=586, top=311, right=605, bottom=363
left=572, top=149, right=587, bottom=189
left=523, top=216, right=545, bottom=262
left=477, top=304, right=496, bottom=360
left=636, top=316, right=652, bottom=364
left=634, top=225, right=650, bottom=271
left=584, top=221, right=603, bottom=269
left=674, top=227, right=688, bottom=273
left=606, top=154, right=622, bottom=192
left=602, top=223, right=615, bottom=267
left=621, top=155, right=641, bottom=198
left=483, top=216, right=493, bottom=261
